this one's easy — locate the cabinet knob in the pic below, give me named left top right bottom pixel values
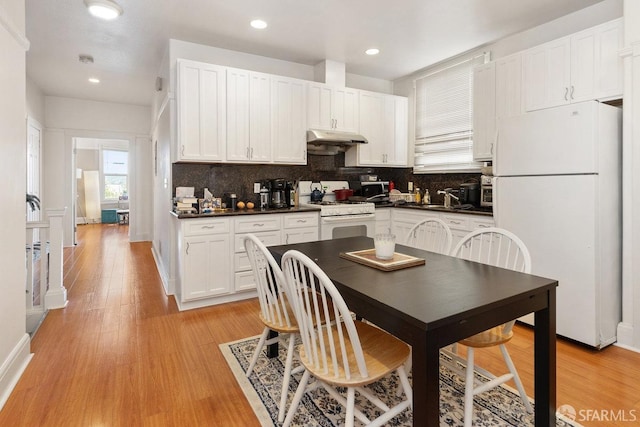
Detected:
left=570, top=85, right=575, bottom=100
left=186, top=242, right=190, bottom=255
left=564, top=87, right=569, bottom=101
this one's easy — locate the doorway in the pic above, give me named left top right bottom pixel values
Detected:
left=74, top=138, right=130, bottom=242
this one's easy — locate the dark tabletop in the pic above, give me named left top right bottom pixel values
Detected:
left=269, top=236, right=557, bottom=333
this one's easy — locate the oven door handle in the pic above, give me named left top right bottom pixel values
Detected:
left=322, top=214, right=375, bottom=222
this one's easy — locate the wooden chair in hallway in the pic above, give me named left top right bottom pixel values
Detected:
left=446, top=227, right=534, bottom=427
left=280, top=249, right=412, bottom=427
left=243, top=234, right=302, bottom=423
left=404, top=217, right=453, bottom=254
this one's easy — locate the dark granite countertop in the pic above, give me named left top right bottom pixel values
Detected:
left=393, top=203, right=493, bottom=217
left=171, top=205, right=320, bottom=219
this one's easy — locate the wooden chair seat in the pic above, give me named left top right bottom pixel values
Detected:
left=459, top=326, right=514, bottom=348
left=259, top=298, right=299, bottom=334
left=299, top=321, right=411, bottom=387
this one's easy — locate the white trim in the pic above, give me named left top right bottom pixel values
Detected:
left=0, top=334, right=33, bottom=411
left=0, top=5, right=29, bottom=51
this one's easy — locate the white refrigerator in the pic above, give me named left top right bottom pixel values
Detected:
left=493, top=101, right=621, bottom=348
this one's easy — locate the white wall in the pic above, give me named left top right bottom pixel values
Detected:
left=0, top=0, right=32, bottom=411
left=43, top=96, right=152, bottom=245
left=26, top=76, right=44, bottom=123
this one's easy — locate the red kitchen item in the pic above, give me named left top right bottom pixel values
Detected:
left=333, top=188, right=354, bottom=201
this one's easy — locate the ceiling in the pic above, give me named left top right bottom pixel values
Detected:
left=25, top=0, right=605, bottom=107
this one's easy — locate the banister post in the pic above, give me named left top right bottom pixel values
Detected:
left=44, top=207, right=68, bottom=309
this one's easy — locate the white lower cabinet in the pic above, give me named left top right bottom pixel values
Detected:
left=391, top=209, right=494, bottom=253
left=282, top=212, right=319, bottom=244
left=375, top=208, right=392, bottom=234
left=177, top=218, right=232, bottom=307
left=234, top=212, right=319, bottom=292
left=391, top=210, right=440, bottom=245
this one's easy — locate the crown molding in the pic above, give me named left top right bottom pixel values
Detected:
left=0, top=5, right=30, bottom=51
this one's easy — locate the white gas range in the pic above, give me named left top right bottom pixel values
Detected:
left=299, top=181, right=376, bottom=240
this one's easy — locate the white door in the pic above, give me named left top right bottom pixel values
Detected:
left=26, top=117, right=42, bottom=223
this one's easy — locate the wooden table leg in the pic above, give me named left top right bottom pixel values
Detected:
left=412, top=333, right=440, bottom=426
left=534, top=288, right=557, bottom=427
left=267, top=329, right=279, bottom=358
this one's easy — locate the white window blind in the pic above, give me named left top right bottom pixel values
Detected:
left=414, top=54, right=485, bottom=173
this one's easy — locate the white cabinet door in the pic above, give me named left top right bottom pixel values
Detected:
left=523, top=37, right=571, bottom=112
left=473, top=62, right=496, bottom=161
left=183, top=233, right=232, bottom=300
left=307, top=83, right=359, bottom=132
left=385, top=95, right=409, bottom=166
left=226, top=70, right=271, bottom=163
left=594, top=19, right=623, bottom=100
left=333, top=87, right=359, bottom=132
left=356, top=91, right=386, bottom=165
left=249, top=72, right=272, bottom=162
left=495, top=53, right=523, bottom=121
left=226, top=68, right=250, bottom=162
left=177, top=60, right=227, bottom=161
left=307, top=83, right=334, bottom=130
left=346, top=92, right=408, bottom=167
left=283, top=228, right=318, bottom=245
left=272, top=77, right=307, bottom=164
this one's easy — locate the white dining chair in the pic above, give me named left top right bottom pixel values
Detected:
left=404, top=217, right=453, bottom=254
left=280, top=249, right=413, bottom=427
left=243, top=234, right=302, bottom=423
left=446, top=227, right=534, bottom=427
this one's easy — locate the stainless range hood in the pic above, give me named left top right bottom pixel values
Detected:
left=306, top=129, right=368, bottom=155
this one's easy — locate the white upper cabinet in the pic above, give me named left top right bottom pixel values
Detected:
left=472, top=62, right=496, bottom=161
left=345, top=91, right=408, bottom=167
left=307, top=83, right=359, bottom=132
left=226, top=68, right=271, bottom=163
left=177, top=59, right=226, bottom=161
left=271, top=76, right=307, bottom=164
left=523, top=18, right=623, bottom=112
left=495, top=53, right=524, bottom=121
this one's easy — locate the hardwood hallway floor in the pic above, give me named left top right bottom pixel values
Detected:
left=1, top=223, right=639, bottom=426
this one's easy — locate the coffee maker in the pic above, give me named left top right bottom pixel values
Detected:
left=269, top=179, right=291, bottom=208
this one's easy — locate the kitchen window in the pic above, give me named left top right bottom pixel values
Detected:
left=414, top=53, right=486, bottom=173
left=102, top=149, right=128, bottom=200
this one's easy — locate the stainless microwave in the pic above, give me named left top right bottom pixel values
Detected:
left=480, top=175, right=492, bottom=207
left=360, top=181, right=389, bottom=202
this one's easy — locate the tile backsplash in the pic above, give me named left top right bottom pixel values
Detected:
left=172, top=153, right=480, bottom=204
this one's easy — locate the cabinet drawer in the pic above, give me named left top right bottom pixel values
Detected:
left=470, top=217, right=495, bottom=230
left=234, top=216, right=281, bottom=233
left=283, top=213, right=319, bottom=229
left=392, top=209, right=439, bottom=225
left=235, top=252, right=251, bottom=272
left=235, top=231, right=281, bottom=253
left=441, top=214, right=470, bottom=231
left=235, top=270, right=257, bottom=292
left=183, top=218, right=230, bottom=236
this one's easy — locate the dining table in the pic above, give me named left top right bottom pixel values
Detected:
left=268, top=236, right=557, bottom=427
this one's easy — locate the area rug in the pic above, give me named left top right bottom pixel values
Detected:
left=220, top=336, right=581, bottom=427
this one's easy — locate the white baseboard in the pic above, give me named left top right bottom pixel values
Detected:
left=151, top=246, right=174, bottom=296
left=615, top=322, right=640, bottom=353
left=0, top=334, right=33, bottom=411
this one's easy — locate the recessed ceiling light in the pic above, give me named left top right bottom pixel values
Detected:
left=79, top=54, right=94, bottom=64
left=365, top=48, right=380, bottom=56
left=84, top=0, right=123, bottom=21
left=250, top=19, right=268, bottom=29
left=88, top=77, right=100, bottom=84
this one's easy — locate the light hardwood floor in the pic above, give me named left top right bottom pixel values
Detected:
left=1, top=224, right=639, bottom=426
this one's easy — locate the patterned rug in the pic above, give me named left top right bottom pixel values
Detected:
left=220, top=335, right=581, bottom=427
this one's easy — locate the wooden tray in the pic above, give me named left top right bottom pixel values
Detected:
left=339, top=249, right=425, bottom=271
